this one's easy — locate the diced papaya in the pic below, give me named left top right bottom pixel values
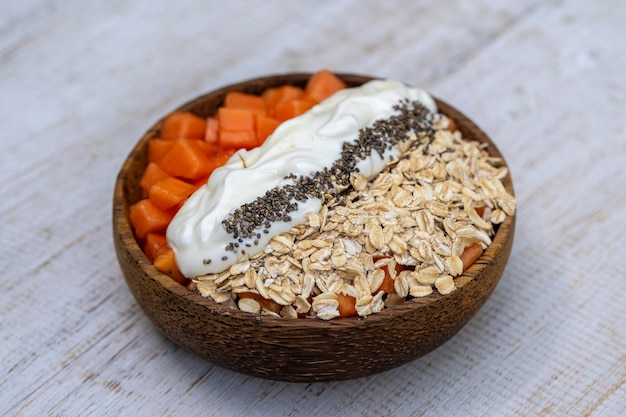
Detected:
left=143, top=232, right=167, bottom=262
left=224, top=91, right=266, bottom=116
left=205, top=117, right=219, bottom=144
left=272, top=98, right=316, bottom=122
left=263, top=85, right=304, bottom=112
left=379, top=263, right=404, bottom=294
left=305, top=69, right=347, bottom=103
left=129, top=199, right=175, bottom=239
left=147, top=139, right=175, bottom=164
left=196, top=137, right=217, bottom=157
left=188, top=149, right=237, bottom=193
left=161, top=112, right=206, bottom=140
left=158, top=138, right=215, bottom=180
left=217, top=107, right=255, bottom=132
left=337, top=293, right=357, bottom=318
left=255, top=114, right=280, bottom=144
left=460, top=242, right=483, bottom=271
left=219, top=130, right=258, bottom=150
left=139, top=162, right=171, bottom=195
left=153, top=246, right=188, bottom=285
left=149, top=177, right=196, bottom=210
left=211, top=147, right=237, bottom=167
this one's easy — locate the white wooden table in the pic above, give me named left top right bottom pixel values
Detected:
left=2, top=1, right=624, bottom=415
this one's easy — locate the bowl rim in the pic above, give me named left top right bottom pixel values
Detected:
left=113, top=72, right=516, bottom=330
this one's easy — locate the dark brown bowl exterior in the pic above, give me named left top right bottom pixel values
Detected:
left=113, top=74, right=515, bottom=382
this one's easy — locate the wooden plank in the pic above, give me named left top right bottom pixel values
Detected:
left=1, top=0, right=624, bottom=415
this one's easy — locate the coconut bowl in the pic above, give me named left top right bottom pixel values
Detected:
left=112, top=73, right=515, bottom=382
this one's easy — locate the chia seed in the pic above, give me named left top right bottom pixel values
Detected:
left=220, top=99, right=434, bottom=255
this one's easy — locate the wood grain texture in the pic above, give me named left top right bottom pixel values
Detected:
left=1, top=0, right=624, bottom=415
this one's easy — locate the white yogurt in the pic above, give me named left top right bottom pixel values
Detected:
left=167, top=79, right=437, bottom=277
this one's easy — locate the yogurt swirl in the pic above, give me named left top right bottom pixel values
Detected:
left=167, top=79, right=436, bottom=277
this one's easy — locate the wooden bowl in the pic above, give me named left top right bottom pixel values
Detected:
left=113, top=73, right=515, bottom=382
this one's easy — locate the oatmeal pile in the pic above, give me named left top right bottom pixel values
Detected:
left=194, top=113, right=516, bottom=319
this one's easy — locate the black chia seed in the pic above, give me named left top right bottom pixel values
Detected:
left=219, top=99, right=434, bottom=255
